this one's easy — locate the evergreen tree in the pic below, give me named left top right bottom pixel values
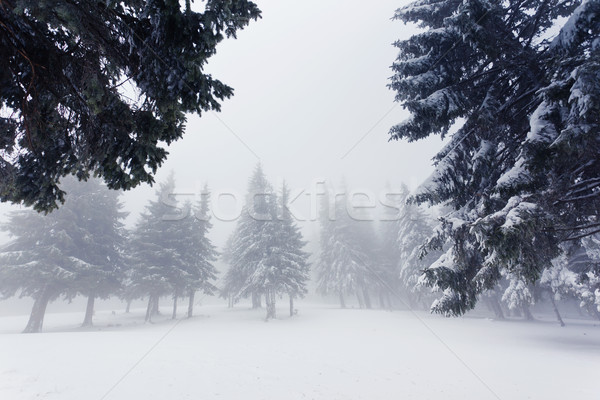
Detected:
left=541, top=239, right=600, bottom=322
left=178, top=186, right=219, bottom=318
left=0, top=0, right=261, bottom=212
left=243, top=182, right=310, bottom=319
left=62, top=177, right=127, bottom=327
left=221, top=163, right=273, bottom=309
left=394, top=185, right=440, bottom=309
left=0, top=176, right=126, bottom=332
left=128, top=173, right=183, bottom=322
left=500, top=274, right=535, bottom=320
left=388, top=0, right=599, bottom=315
left=316, top=186, right=376, bottom=309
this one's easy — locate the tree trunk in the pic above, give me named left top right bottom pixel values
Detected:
left=548, top=293, right=565, bottom=327
left=125, top=298, right=132, bottom=313
left=228, top=294, right=234, bottom=308
left=152, top=295, right=160, bottom=316
left=23, top=289, right=52, bottom=333
left=362, top=288, right=372, bottom=309
left=145, top=295, right=155, bottom=323
left=172, top=294, right=178, bottom=320
left=289, top=295, right=294, bottom=317
left=82, top=294, right=95, bottom=327
left=265, top=290, right=276, bottom=320
left=339, top=292, right=346, bottom=309
left=270, top=293, right=276, bottom=319
left=187, top=290, right=195, bottom=318
left=264, top=291, right=270, bottom=319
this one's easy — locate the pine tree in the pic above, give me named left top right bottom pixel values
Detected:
left=316, top=186, right=376, bottom=309
left=221, top=163, right=273, bottom=309
left=243, top=182, right=310, bottom=319
left=0, top=176, right=126, bottom=332
left=277, top=183, right=311, bottom=317
left=61, top=177, right=127, bottom=327
left=179, top=186, right=219, bottom=318
left=541, top=239, right=600, bottom=322
left=127, top=173, right=184, bottom=322
left=395, top=185, right=440, bottom=309
left=388, top=0, right=599, bottom=315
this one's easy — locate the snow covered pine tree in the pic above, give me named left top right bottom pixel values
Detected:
left=127, top=173, right=188, bottom=322
left=389, top=1, right=599, bottom=315
left=0, top=177, right=126, bottom=332
left=316, top=185, right=378, bottom=309
left=221, top=164, right=274, bottom=310
left=222, top=166, right=309, bottom=319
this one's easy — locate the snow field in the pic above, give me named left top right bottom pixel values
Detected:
left=0, top=304, right=599, bottom=400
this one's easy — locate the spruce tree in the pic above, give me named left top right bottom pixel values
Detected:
left=316, top=186, right=376, bottom=308
left=0, top=0, right=261, bottom=212
left=394, top=185, right=440, bottom=309
left=221, top=163, right=273, bottom=309
left=0, top=176, right=126, bottom=332
left=128, top=173, right=183, bottom=322
left=62, top=177, right=127, bottom=327
left=242, top=182, right=310, bottom=319
left=276, top=183, right=310, bottom=317
left=388, top=0, right=599, bottom=315
left=178, top=186, right=219, bottom=318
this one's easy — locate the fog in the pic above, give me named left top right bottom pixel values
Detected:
left=115, top=0, right=445, bottom=247
left=0, top=0, right=444, bottom=247
left=1, top=1, right=599, bottom=399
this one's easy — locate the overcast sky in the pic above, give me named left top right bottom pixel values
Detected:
left=0, top=0, right=447, bottom=248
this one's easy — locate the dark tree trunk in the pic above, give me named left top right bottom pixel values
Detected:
left=125, top=298, right=132, bottom=313
left=172, top=294, right=178, bottom=320
left=362, top=288, right=372, bottom=309
left=548, top=293, right=565, bottom=327
left=82, top=295, right=95, bottom=327
left=187, top=290, right=195, bottom=318
left=23, top=289, right=52, bottom=333
left=145, top=295, right=155, bottom=323
left=339, top=292, right=346, bottom=309
left=289, top=295, right=294, bottom=317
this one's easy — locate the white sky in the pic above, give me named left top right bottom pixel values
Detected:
left=0, top=0, right=447, bottom=248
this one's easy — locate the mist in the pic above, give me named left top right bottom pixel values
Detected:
left=1, top=1, right=599, bottom=399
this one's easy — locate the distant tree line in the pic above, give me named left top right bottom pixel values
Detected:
left=1, top=167, right=599, bottom=333
left=0, top=174, right=218, bottom=332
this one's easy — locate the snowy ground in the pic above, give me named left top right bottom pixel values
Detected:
left=0, top=303, right=599, bottom=400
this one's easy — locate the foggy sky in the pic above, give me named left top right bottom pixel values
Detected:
left=0, top=0, right=446, bottom=247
